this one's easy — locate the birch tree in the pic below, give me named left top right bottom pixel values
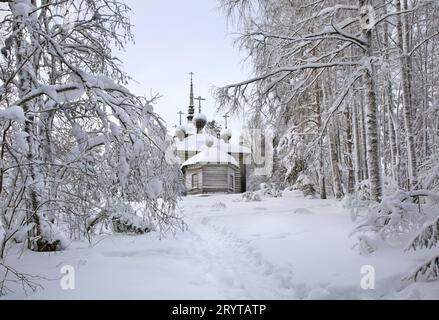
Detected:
left=0, top=0, right=182, bottom=259
left=217, top=0, right=439, bottom=279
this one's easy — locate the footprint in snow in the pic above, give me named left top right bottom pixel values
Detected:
left=293, top=208, right=313, bottom=215
left=211, top=202, right=227, bottom=209
left=268, top=233, right=291, bottom=240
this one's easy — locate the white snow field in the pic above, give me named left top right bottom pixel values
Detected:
left=2, top=191, right=439, bottom=300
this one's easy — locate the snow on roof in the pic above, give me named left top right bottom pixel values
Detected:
left=181, top=145, right=239, bottom=168
left=176, top=133, right=251, bottom=154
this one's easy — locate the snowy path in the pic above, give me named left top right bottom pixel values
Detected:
left=2, top=192, right=439, bottom=299
left=186, top=214, right=296, bottom=299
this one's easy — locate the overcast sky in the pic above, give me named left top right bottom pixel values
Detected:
left=122, top=0, right=250, bottom=139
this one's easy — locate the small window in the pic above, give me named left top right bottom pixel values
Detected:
left=192, top=173, right=199, bottom=189
left=229, top=174, right=235, bottom=190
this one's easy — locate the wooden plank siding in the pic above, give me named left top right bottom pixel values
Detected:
left=178, top=146, right=249, bottom=195
left=185, top=166, right=203, bottom=195
left=184, top=164, right=240, bottom=195
left=203, top=166, right=228, bottom=186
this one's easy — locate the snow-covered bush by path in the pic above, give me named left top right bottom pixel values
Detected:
left=110, top=203, right=151, bottom=235
left=242, top=191, right=262, bottom=202
left=259, top=183, right=283, bottom=198
left=292, top=175, right=317, bottom=199
left=405, top=215, right=439, bottom=281
left=35, top=218, right=69, bottom=252
left=352, top=161, right=439, bottom=280
left=241, top=183, right=282, bottom=202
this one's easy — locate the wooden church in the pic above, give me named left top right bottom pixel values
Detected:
left=174, top=74, right=251, bottom=195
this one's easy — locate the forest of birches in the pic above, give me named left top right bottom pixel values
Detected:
left=216, top=0, right=439, bottom=282
left=0, top=0, right=438, bottom=295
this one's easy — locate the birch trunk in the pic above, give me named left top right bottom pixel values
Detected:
left=323, top=79, right=344, bottom=199
left=328, top=125, right=345, bottom=199
left=396, top=0, right=418, bottom=190
left=315, top=81, right=327, bottom=199
left=345, top=104, right=355, bottom=194
left=10, top=0, right=48, bottom=251
left=359, top=0, right=382, bottom=202
left=353, top=99, right=363, bottom=187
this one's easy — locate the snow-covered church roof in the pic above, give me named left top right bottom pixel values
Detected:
left=174, top=74, right=251, bottom=168
left=175, top=133, right=251, bottom=154
left=181, top=144, right=239, bottom=168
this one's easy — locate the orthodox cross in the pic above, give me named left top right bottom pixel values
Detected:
left=223, top=114, right=230, bottom=129
left=177, top=111, right=184, bottom=125
left=194, top=96, right=206, bottom=113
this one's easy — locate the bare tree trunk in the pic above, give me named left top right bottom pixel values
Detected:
left=396, top=0, right=418, bottom=190
left=383, top=8, right=399, bottom=185
left=328, top=125, right=345, bottom=199
left=359, top=95, right=369, bottom=181
left=359, top=0, right=383, bottom=202
left=353, top=98, right=363, bottom=188
left=11, top=8, right=41, bottom=251
left=345, top=104, right=355, bottom=194
left=315, top=81, right=327, bottom=199
left=323, top=79, right=344, bottom=199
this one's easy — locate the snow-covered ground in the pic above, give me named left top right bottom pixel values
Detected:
left=2, top=191, right=439, bottom=300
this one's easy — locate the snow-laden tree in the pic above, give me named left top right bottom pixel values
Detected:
left=216, top=0, right=389, bottom=201
left=0, top=0, right=182, bottom=262
left=216, top=0, right=438, bottom=200
left=217, top=0, right=439, bottom=281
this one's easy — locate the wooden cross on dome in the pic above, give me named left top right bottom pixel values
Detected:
left=194, top=96, right=206, bottom=113
left=223, top=114, right=230, bottom=129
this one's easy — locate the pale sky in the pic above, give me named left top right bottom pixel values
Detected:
left=121, top=0, right=250, bottom=139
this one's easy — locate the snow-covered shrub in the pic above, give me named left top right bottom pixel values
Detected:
left=355, top=177, right=398, bottom=202
left=109, top=203, right=151, bottom=235
left=259, top=183, right=283, bottom=198
left=418, top=153, right=439, bottom=192
left=0, top=263, right=41, bottom=297
left=355, top=180, right=371, bottom=201
left=112, top=216, right=150, bottom=235
left=405, top=215, right=439, bottom=281
left=352, top=190, right=428, bottom=252
left=353, top=189, right=439, bottom=257
left=242, top=191, right=262, bottom=202
left=352, top=154, right=439, bottom=279
left=212, top=202, right=227, bottom=209
left=405, top=257, right=439, bottom=282
left=293, top=174, right=316, bottom=198
left=400, top=153, right=439, bottom=281
left=35, top=218, right=68, bottom=252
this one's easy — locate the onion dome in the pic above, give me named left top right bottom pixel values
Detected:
left=220, top=128, right=232, bottom=143
left=205, top=136, right=215, bottom=148
left=193, top=113, right=207, bottom=133
left=174, top=125, right=187, bottom=141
